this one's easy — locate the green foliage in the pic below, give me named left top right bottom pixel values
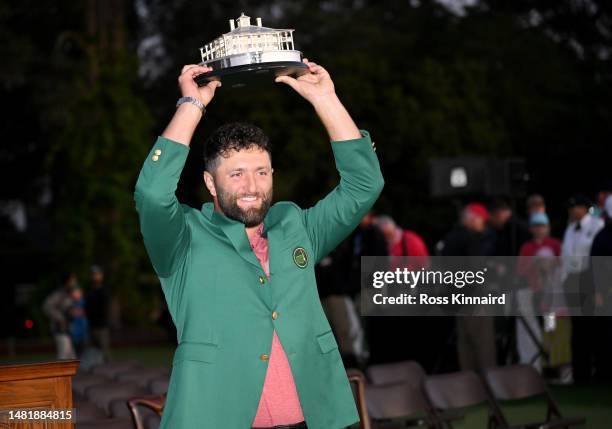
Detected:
left=1, top=1, right=155, bottom=326
left=45, top=66, right=153, bottom=322
left=42, top=51, right=154, bottom=324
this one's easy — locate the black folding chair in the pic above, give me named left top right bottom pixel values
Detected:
left=423, top=370, right=504, bottom=429
left=484, top=365, right=585, bottom=429
left=365, top=361, right=435, bottom=428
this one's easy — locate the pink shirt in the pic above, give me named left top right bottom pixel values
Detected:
left=248, top=224, right=305, bottom=427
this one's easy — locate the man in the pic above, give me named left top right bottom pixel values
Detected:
left=316, top=211, right=387, bottom=367
left=526, top=194, right=546, bottom=216
left=42, top=272, right=78, bottom=359
left=482, top=199, right=530, bottom=365
left=484, top=198, right=530, bottom=257
left=85, top=264, right=111, bottom=362
left=134, top=59, right=384, bottom=429
left=440, top=202, right=495, bottom=373
left=345, top=211, right=388, bottom=298
left=594, top=181, right=612, bottom=219
left=373, top=214, right=431, bottom=367
left=561, top=194, right=604, bottom=384
left=439, top=202, right=489, bottom=257
left=375, top=214, right=430, bottom=270
left=591, top=195, right=612, bottom=293
left=589, top=195, right=612, bottom=381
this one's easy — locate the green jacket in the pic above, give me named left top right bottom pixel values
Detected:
left=134, top=130, right=384, bottom=429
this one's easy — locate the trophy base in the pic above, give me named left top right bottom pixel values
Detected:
left=194, top=61, right=309, bottom=88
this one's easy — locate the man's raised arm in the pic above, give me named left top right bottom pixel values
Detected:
left=134, top=65, right=221, bottom=277
left=275, top=59, right=385, bottom=262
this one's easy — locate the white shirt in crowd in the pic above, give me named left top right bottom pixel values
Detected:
left=561, top=212, right=604, bottom=280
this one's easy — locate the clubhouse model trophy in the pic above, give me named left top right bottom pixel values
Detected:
left=195, top=13, right=309, bottom=88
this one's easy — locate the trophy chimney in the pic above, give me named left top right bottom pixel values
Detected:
left=229, top=19, right=235, bottom=31
left=256, top=17, right=262, bottom=26
left=237, top=13, right=251, bottom=28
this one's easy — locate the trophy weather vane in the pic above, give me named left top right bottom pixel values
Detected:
left=194, top=13, right=309, bottom=88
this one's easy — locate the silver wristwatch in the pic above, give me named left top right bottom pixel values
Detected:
left=176, top=96, right=205, bottom=113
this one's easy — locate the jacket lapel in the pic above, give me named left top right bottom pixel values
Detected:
left=202, top=202, right=288, bottom=274
left=204, top=203, right=262, bottom=270
left=264, top=209, right=287, bottom=276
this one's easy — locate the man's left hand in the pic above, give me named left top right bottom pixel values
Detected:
left=275, top=59, right=335, bottom=105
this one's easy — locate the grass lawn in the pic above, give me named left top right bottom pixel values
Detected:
left=1, top=344, right=176, bottom=368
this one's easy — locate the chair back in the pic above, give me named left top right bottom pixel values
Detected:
left=127, top=394, right=166, bottom=429
left=347, top=368, right=373, bottom=429
left=366, top=382, right=429, bottom=420
left=423, top=371, right=489, bottom=410
left=484, top=364, right=588, bottom=428
left=366, top=360, right=426, bottom=387
left=484, top=364, right=546, bottom=401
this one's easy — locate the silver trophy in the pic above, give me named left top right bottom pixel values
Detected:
left=195, top=13, right=309, bottom=88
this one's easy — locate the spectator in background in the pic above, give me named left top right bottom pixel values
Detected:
left=317, top=211, right=387, bottom=367
left=518, top=213, right=562, bottom=290
left=526, top=194, right=546, bottom=215
left=516, top=213, right=564, bottom=373
left=590, top=195, right=612, bottom=381
left=350, top=211, right=389, bottom=293
left=375, top=214, right=430, bottom=270
left=325, top=211, right=388, bottom=300
left=69, top=286, right=89, bottom=357
left=593, top=181, right=612, bottom=219
left=485, top=198, right=530, bottom=257
left=439, top=202, right=489, bottom=257
left=374, top=214, right=431, bottom=368
left=483, top=199, right=530, bottom=365
left=440, top=202, right=496, bottom=373
left=316, top=245, right=368, bottom=368
left=352, top=211, right=388, bottom=364
left=561, top=194, right=604, bottom=384
left=85, top=265, right=111, bottom=362
left=43, top=272, right=79, bottom=359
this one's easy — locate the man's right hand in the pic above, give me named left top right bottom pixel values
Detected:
left=178, top=64, right=221, bottom=107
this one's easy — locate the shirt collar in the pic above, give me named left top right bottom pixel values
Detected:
left=578, top=213, right=591, bottom=229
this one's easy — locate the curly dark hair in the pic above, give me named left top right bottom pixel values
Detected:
left=204, top=122, right=272, bottom=172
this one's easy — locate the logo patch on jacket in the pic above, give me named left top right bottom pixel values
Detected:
left=293, top=247, right=308, bottom=268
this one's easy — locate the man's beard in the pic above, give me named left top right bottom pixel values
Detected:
left=217, top=187, right=273, bottom=227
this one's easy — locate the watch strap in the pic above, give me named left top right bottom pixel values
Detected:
left=176, top=96, right=205, bottom=113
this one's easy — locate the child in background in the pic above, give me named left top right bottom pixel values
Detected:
left=69, top=286, right=89, bottom=357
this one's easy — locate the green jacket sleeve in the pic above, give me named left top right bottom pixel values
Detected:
left=301, top=129, right=384, bottom=263
left=134, top=136, right=191, bottom=277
